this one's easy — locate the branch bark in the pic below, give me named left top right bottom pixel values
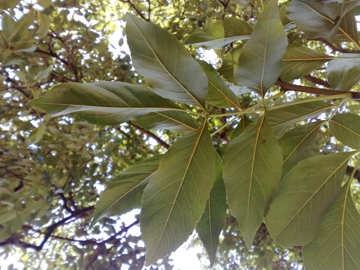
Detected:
left=275, top=80, right=360, bottom=100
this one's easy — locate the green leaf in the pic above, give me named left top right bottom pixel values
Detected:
left=91, top=156, right=161, bottom=227
left=265, top=152, right=355, bottom=247
left=281, top=46, right=333, bottom=82
left=218, top=46, right=242, bottom=84
left=234, top=0, right=288, bottom=96
left=198, top=61, right=241, bottom=109
left=30, top=81, right=180, bottom=125
left=287, top=0, right=338, bottom=39
left=185, top=18, right=253, bottom=49
left=330, top=113, right=360, bottom=149
left=279, top=121, right=322, bottom=176
left=26, top=122, right=45, bottom=145
left=303, top=179, right=360, bottom=270
left=267, top=101, right=335, bottom=136
left=231, top=115, right=253, bottom=140
left=196, top=153, right=226, bottom=266
left=287, top=0, right=360, bottom=44
left=36, top=13, right=51, bottom=38
left=8, top=9, right=35, bottom=43
left=0, top=0, right=19, bottom=10
left=140, top=122, right=215, bottom=264
left=133, top=111, right=199, bottom=132
left=327, top=54, right=360, bottom=90
left=222, top=116, right=283, bottom=248
left=37, top=0, right=52, bottom=8
left=126, top=13, right=208, bottom=108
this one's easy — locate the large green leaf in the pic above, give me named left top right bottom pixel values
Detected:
left=330, top=113, right=360, bottom=149
left=303, top=179, right=360, bottom=270
left=198, top=61, right=241, bottom=109
left=265, top=152, right=355, bottom=247
left=287, top=0, right=360, bottom=44
left=91, top=156, right=161, bottom=227
left=140, top=122, right=215, bottom=265
left=234, top=0, right=288, bottom=96
left=281, top=46, right=333, bottom=82
left=279, top=121, right=322, bottom=177
left=185, top=18, right=253, bottom=49
left=126, top=13, right=208, bottom=108
left=267, top=100, right=335, bottom=136
left=133, top=111, right=199, bottom=132
left=222, top=116, right=283, bottom=248
left=327, top=54, right=360, bottom=90
left=30, top=81, right=180, bottom=125
left=7, top=9, right=35, bottom=43
left=196, top=153, right=226, bottom=266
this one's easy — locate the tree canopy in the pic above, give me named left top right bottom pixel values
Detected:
left=1, top=0, right=360, bottom=269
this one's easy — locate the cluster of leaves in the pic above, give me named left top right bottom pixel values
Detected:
left=28, top=0, right=360, bottom=269
left=2, top=0, right=360, bottom=269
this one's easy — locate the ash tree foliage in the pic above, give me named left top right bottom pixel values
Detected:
left=2, top=0, right=360, bottom=269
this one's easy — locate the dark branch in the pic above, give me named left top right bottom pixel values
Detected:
left=130, top=123, right=170, bottom=149
left=275, top=80, right=360, bottom=100
left=304, top=74, right=331, bottom=88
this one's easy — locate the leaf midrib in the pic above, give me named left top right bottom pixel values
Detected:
left=149, top=122, right=206, bottom=262
left=129, top=16, right=204, bottom=110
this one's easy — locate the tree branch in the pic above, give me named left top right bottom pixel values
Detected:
left=304, top=74, right=331, bottom=88
left=275, top=80, right=360, bottom=100
left=130, top=123, right=170, bottom=149
left=121, top=0, right=150, bottom=21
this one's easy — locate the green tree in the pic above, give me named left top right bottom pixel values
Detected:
left=1, top=0, right=360, bottom=269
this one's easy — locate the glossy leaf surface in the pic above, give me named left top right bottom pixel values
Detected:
left=133, top=111, right=199, bottom=131
left=327, top=54, right=360, bottom=90
left=223, top=116, right=283, bottom=248
left=91, top=156, right=162, bottom=227
left=30, top=81, right=179, bottom=125
left=234, top=0, right=288, bottom=96
left=140, top=123, right=215, bottom=264
left=185, top=18, right=252, bottom=49
left=281, top=46, right=333, bottom=82
left=196, top=153, right=226, bottom=266
left=330, top=113, right=360, bottom=149
left=303, top=180, right=360, bottom=270
left=126, top=13, right=208, bottom=108
left=265, top=152, right=354, bottom=247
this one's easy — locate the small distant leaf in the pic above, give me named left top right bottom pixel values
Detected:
left=30, top=81, right=180, bottom=125
left=26, top=122, right=45, bottom=144
left=140, top=122, right=215, bottom=265
left=1, top=13, right=16, bottom=40
left=91, top=156, right=161, bottom=227
left=330, top=113, right=360, bottom=149
left=36, top=13, right=51, bottom=38
left=234, top=0, right=288, bottom=96
left=281, top=46, right=333, bottom=82
left=196, top=153, right=226, bottom=266
left=126, top=13, right=208, bottom=108
left=279, top=121, right=322, bottom=176
left=265, top=151, right=355, bottom=247
left=303, top=179, right=360, bottom=270
left=198, top=61, right=241, bottom=109
left=218, top=46, right=242, bottom=84
left=35, top=66, right=52, bottom=81
left=327, top=54, right=360, bottom=90
left=267, top=101, right=335, bottom=136
left=231, top=115, right=253, bottom=140
left=185, top=18, right=253, bottom=49
left=223, top=116, right=283, bottom=248
left=133, top=111, right=199, bottom=132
